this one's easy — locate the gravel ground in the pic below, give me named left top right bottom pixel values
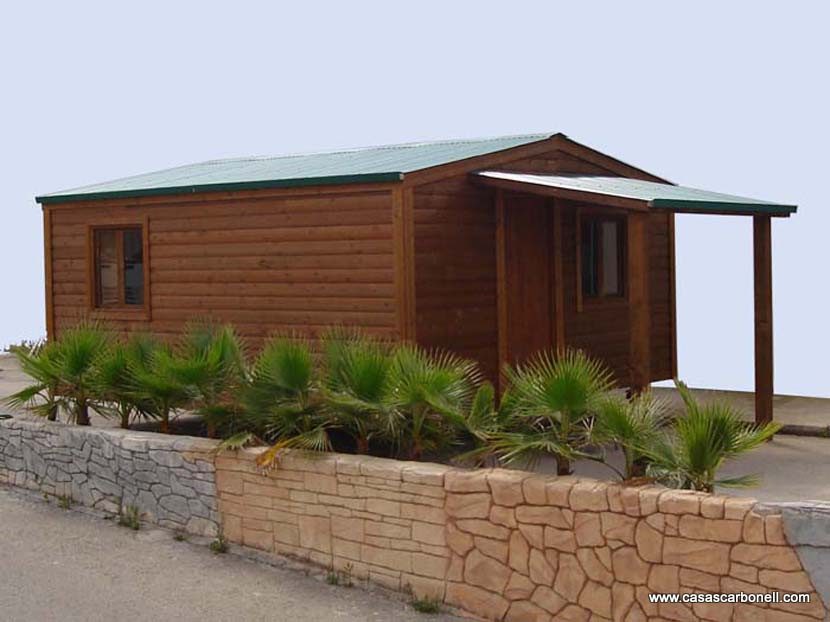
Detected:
left=0, top=486, right=461, bottom=622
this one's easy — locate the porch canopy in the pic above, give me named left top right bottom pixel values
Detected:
left=474, top=171, right=797, bottom=216
left=472, top=170, right=798, bottom=424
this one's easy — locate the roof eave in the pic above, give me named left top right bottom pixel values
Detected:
left=650, top=198, right=798, bottom=217
left=36, top=172, right=406, bottom=205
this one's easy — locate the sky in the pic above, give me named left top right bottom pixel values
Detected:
left=1, top=1, right=827, bottom=397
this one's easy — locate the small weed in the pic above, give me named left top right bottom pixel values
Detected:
left=341, top=563, right=353, bottom=587
left=173, top=531, right=188, bottom=542
left=209, top=535, right=228, bottom=554
left=118, top=505, right=141, bottom=530
left=326, top=563, right=354, bottom=587
left=57, top=495, right=72, bottom=510
left=410, top=595, right=442, bottom=614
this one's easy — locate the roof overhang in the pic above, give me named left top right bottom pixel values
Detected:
left=35, top=172, right=406, bottom=205
left=472, top=171, right=797, bottom=217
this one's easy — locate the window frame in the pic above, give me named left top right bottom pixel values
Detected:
left=577, top=209, right=627, bottom=309
left=86, top=218, right=151, bottom=320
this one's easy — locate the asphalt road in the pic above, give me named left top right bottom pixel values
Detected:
left=0, top=487, right=460, bottom=622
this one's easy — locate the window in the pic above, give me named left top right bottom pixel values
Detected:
left=581, top=216, right=625, bottom=298
left=93, top=227, right=144, bottom=308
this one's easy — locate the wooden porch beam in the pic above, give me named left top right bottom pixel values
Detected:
left=471, top=174, right=649, bottom=212
left=753, top=215, right=774, bottom=424
left=628, top=212, right=651, bottom=392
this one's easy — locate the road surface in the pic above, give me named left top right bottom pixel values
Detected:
left=0, top=486, right=459, bottom=622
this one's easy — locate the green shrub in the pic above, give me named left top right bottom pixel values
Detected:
left=321, top=328, right=396, bottom=454
left=92, top=335, right=158, bottom=429
left=481, top=349, right=614, bottom=475
left=594, top=391, right=671, bottom=480
left=179, top=321, right=247, bottom=438
left=4, top=339, right=62, bottom=421
left=52, top=323, right=113, bottom=426
left=644, top=381, right=780, bottom=492
left=241, top=335, right=330, bottom=468
left=17, top=320, right=778, bottom=494
left=387, top=344, right=481, bottom=460
left=5, top=325, right=113, bottom=425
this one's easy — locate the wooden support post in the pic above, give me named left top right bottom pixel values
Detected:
left=393, top=187, right=416, bottom=341
left=495, top=190, right=509, bottom=384
left=628, top=212, right=650, bottom=392
left=753, top=215, right=774, bottom=424
left=550, top=201, right=566, bottom=352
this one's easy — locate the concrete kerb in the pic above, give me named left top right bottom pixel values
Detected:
left=758, top=500, right=830, bottom=611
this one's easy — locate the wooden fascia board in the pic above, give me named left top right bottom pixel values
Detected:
left=401, top=136, right=566, bottom=188
left=654, top=207, right=792, bottom=218
left=41, top=182, right=401, bottom=211
left=471, top=174, right=649, bottom=212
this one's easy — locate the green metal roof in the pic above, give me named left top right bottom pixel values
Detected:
left=475, top=171, right=797, bottom=216
left=36, top=133, right=557, bottom=204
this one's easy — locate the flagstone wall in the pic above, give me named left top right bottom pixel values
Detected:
left=215, top=447, right=828, bottom=622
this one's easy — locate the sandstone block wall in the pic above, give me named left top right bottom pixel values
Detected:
left=216, top=449, right=829, bottom=622
left=0, top=418, right=220, bottom=536
left=215, top=447, right=452, bottom=598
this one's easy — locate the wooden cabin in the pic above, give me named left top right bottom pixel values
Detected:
left=36, top=133, right=796, bottom=421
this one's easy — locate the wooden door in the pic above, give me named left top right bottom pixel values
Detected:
left=501, top=195, right=553, bottom=365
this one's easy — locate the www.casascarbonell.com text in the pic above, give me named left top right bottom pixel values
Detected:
left=648, top=592, right=811, bottom=605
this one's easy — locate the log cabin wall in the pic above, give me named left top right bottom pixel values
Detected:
left=42, top=137, right=675, bottom=387
left=45, top=187, right=400, bottom=349
left=411, top=177, right=500, bottom=378
left=410, top=145, right=675, bottom=386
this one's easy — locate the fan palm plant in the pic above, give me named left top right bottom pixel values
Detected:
left=3, top=340, right=62, bottom=421
left=594, top=391, right=671, bottom=480
left=645, top=381, right=780, bottom=492
left=91, top=334, right=158, bottom=429
left=240, top=335, right=328, bottom=468
left=179, top=322, right=247, bottom=437
left=127, top=343, right=203, bottom=433
left=485, top=348, right=614, bottom=475
left=50, top=323, right=112, bottom=425
left=462, top=381, right=500, bottom=441
left=387, top=345, right=480, bottom=460
left=321, top=329, right=397, bottom=454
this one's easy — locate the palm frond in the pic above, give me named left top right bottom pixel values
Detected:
left=646, top=381, right=780, bottom=491
left=214, top=431, right=257, bottom=454
left=715, top=474, right=761, bottom=489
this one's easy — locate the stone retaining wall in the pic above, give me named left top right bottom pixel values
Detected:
left=0, top=418, right=220, bottom=536
left=216, top=448, right=830, bottom=622
left=2, top=418, right=829, bottom=621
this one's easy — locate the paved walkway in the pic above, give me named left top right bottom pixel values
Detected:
left=652, top=385, right=830, bottom=431
left=0, top=486, right=460, bottom=622
left=570, top=434, right=830, bottom=503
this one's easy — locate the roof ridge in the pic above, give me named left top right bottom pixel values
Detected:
left=195, top=132, right=556, bottom=166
